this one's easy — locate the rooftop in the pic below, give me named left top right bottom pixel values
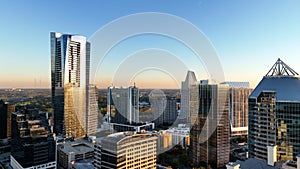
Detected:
left=235, top=158, right=281, bottom=169
left=58, top=138, right=94, bottom=155
left=250, top=58, right=300, bottom=101
left=220, top=81, right=250, bottom=88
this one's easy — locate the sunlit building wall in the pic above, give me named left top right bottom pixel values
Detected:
left=51, top=32, right=96, bottom=138
left=94, top=132, right=157, bottom=169
left=220, top=82, right=253, bottom=136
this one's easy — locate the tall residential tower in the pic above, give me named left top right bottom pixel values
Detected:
left=220, top=82, right=253, bottom=136
left=51, top=32, right=98, bottom=138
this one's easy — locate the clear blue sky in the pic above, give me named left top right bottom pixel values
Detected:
left=1, top=0, right=300, bottom=88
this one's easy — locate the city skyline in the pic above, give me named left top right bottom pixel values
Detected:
left=1, top=1, right=300, bottom=89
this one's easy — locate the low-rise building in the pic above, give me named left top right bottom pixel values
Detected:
left=57, top=138, right=94, bottom=169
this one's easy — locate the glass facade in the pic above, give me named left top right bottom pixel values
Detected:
left=276, top=102, right=300, bottom=160
left=190, top=84, right=230, bottom=168
left=51, top=32, right=97, bottom=138
left=107, top=86, right=139, bottom=125
left=248, top=91, right=276, bottom=160
left=248, top=59, right=300, bottom=161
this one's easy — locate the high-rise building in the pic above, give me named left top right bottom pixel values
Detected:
left=87, top=85, right=99, bottom=135
left=0, top=100, right=15, bottom=139
left=94, top=132, right=157, bottom=169
left=107, top=86, right=139, bottom=124
left=10, top=111, right=56, bottom=169
left=6, top=103, right=15, bottom=138
left=220, top=82, right=253, bottom=136
left=51, top=32, right=98, bottom=138
left=163, top=98, right=178, bottom=125
left=248, top=58, right=300, bottom=161
left=149, top=90, right=166, bottom=126
left=190, top=82, right=230, bottom=168
left=151, top=96, right=177, bottom=126
left=180, top=71, right=197, bottom=125
left=0, top=100, right=8, bottom=139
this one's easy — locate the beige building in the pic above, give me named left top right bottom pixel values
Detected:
left=221, top=82, right=252, bottom=136
left=94, top=132, right=157, bottom=169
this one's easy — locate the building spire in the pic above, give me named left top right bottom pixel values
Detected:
left=265, top=58, right=299, bottom=77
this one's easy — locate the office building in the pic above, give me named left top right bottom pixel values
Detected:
left=180, top=71, right=197, bottom=125
left=10, top=111, right=56, bottom=169
left=190, top=82, right=230, bottom=168
left=57, top=138, right=94, bottom=169
left=94, top=132, right=157, bottom=169
left=156, top=130, right=173, bottom=154
left=87, top=85, right=99, bottom=135
left=51, top=32, right=98, bottom=138
left=220, top=82, right=253, bottom=136
left=108, top=122, right=155, bottom=133
left=0, top=138, right=11, bottom=167
left=151, top=95, right=178, bottom=126
left=107, top=86, right=139, bottom=124
left=0, top=100, right=8, bottom=139
left=150, top=90, right=166, bottom=126
left=248, top=58, right=300, bottom=161
left=163, top=98, right=177, bottom=125
left=166, top=124, right=190, bottom=149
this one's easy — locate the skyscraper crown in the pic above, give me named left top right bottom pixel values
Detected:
left=265, top=58, right=299, bottom=77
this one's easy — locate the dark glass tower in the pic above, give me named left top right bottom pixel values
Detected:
left=10, top=110, right=55, bottom=168
left=0, top=100, right=8, bottom=139
left=190, top=83, right=230, bottom=168
left=249, top=58, right=300, bottom=161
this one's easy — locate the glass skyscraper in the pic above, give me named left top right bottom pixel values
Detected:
left=107, top=86, right=139, bottom=125
left=190, top=82, right=230, bottom=168
left=248, top=58, right=300, bottom=161
left=51, top=32, right=98, bottom=138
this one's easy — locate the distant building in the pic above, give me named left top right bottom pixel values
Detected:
left=248, top=58, right=300, bottom=161
left=190, top=82, right=230, bottom=168
left=150, top=95, right=177, bottom=126
left=94, top=132, right=157, bottom=169
left=57, top=138, right=94, bottom=169
left=108, top=122, right=155, bottom=133
left=51, top=32, right=98, bottom=138
left=87, top=85, right=99, bottom=136
left=166, top=124, right=190, bottom=148
left=220, top=82, right=253, bottom=136
left=180, top=71, right=197, bottom=125
left=155, top=130, right=173, bottom=154
left=107, top=86, right=139, bottom=124
left=10, top=111, right=56, bottom=169
left=163, top=98, right=177, bottom=125
left=150, top=90, right=166, bottom=126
